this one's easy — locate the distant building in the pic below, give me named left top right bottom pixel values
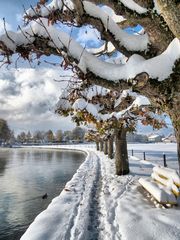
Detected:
left=148, top=134, right=162, bottom=143
left=162, top=134, right=176, bottom=143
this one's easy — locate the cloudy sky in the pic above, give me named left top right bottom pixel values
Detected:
left=0, top=1, right=81, bottom=133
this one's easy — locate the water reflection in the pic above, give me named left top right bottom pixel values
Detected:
left=0, top=148, right=85, bottom=240
left=0, top=149, right=10, bottom=174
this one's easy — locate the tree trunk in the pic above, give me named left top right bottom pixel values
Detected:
left=115, top=128, right=129, bottom=175
left=104, top=140, right=108, bottom=155
left=156, top=0, right=180, bottom=39
left=96, top=141, right=100, bottom=151
left=170, top=115, right=180, bottom=174
left=100, top=141, right=103, bottom=151
left=175, top=128, right=180, bottom=174
left=108, top=136, right=114, bottom=159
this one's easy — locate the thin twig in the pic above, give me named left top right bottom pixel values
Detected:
left=79, top=44, right=86, bottom=62
left=3, top=18, right=15, bottom=44
left=67, top=26, right=73, bottom=53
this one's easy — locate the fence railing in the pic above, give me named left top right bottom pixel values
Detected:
left=128, top=149, right=168, bottom=167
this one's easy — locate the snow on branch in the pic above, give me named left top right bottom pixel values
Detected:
left=56, top=81, right=166, bottom=133
left=83, top=1, right=149, bottom=52
left=100, top=5, right=125, bottom=23
left=119, top=0, right=148, bottom=14
left=0, top=18, right=179, bottom=82
left=87, top=42, right=115, bottom=56
left=57, top=83, right=151, bottom=122
left=25, top=0, right=73, bottom=18
left=24, top=0, right=149, bottom=52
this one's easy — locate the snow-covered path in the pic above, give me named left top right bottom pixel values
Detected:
left=20, top=144, right=180, bottom=240
left=86, top=154, right=102, bottom=240
left=69, top=151, right=102, bottom=240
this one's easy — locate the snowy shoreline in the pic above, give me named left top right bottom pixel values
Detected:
left=21, top=146, right=100, bottom=240
left=21, top=143, right=180, bottom=240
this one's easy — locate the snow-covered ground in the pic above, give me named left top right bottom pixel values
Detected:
left=21, top=143, right=180, bottom=240
left=128, top=142, right=178, bottom=169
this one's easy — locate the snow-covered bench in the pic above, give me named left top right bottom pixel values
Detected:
left=139, top=166, right=180, bottom=205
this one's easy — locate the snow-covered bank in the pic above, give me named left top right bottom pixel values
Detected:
left=21, top=149, right=101, bottom=240
left=21, top=144, right=180, bottom=240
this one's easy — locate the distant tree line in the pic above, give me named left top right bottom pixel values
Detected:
left=0, top=118, right=160, bottom=147
left=15, top=126, right=86, bottom=144
left=0, top=119, right=86, bottom=145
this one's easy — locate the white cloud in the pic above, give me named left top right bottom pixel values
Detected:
left=0, top=67, right=74, bottom=132
left=0, top=18, right=12, bottom=35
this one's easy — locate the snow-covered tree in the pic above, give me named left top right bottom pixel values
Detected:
left=56, top=83, right=165, bottom=175
left=0, top=0, right=179, bottom=169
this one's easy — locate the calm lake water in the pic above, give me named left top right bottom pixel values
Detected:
left=0, top=147, right=85, bottom=240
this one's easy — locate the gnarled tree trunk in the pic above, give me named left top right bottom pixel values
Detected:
left=108, top=136, right=114, bottom=159
left=96, top=141, right=99, bottom=151
left=134, top=62, right=180, bottom=174
left=169, top=112, right=180, bottom=174
left=175, top=128, right=180, bottom=174
left=115, top=127, right=129, bottom=175
left=104, top=140, right=108, bottom=155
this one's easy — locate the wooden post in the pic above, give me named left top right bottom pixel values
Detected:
left=163, top=154, right=167, bottom=167
left=143, top=152, right=146, bottom=160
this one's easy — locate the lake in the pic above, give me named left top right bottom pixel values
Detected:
left=0, top=147, right=85, bottom=240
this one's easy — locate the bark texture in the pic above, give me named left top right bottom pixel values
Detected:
left=156, top=0, right=180, bottom=39
left=169, top=111, right=180, bottom=174
left=108, top=137, right=114, bottom=159
left=104, top=140, right=108, bottom=155
left=115, top=128, right=129, bottom=175
left=100, top=141, right=103, bottom=151
left=174, top=127, right=180, bottom=174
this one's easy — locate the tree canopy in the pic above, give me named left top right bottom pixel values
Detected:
left=0, top=119, right=11, bottom=142
left=0, top=1, right=179, bottom=118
